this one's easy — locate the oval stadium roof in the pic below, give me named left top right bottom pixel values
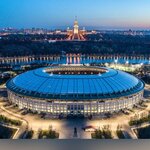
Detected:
left=6, top=66, right=144, bottom=100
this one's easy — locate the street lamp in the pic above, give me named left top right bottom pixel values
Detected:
left=126, top=61, right=129, bottom=72
left=140, top=63, right=143, bottom=66
left=126, top=61, right=129, bottom=64
left=114, top=59, right=118, bottom=69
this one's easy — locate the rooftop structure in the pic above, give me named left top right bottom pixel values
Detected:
left=6, top=65, right=144, bottom=117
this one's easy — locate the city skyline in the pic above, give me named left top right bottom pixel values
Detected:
left=1, top=0, right=150, bottom=140
left=0, top=0, right=150, bottom=30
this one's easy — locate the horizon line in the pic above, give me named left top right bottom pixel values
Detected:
left=0, top=26, right=150, bottom=31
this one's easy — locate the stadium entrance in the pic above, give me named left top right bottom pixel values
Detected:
left=67, top=104, right=84, bottom=116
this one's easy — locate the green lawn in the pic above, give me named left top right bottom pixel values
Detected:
left=136, top=126, right=150, bottom=139
left=0, top=124, right=17, bottom=139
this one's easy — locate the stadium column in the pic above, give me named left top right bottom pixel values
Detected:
left=97, top=100, right=99, bottom=115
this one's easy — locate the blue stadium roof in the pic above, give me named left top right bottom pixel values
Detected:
left=6, top=66, right=144, bottom=100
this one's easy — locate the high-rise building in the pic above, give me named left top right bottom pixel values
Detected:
left=67, top=18, right=86, bottom=41
left=73, top=19, right=79, bottom=34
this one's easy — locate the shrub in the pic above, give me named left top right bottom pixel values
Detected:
left=0, top=115, right=22, bottom=126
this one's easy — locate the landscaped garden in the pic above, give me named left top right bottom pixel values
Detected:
left=129, top=114, right=150, bottom=126
left=0, top=124, right=17, bottom=139
left=116, top=125, right=125, bottom=139
left=91, top=125, right=113, bottom=139
left=0, top=115, right=22, bottom=126
left=136, top=125, right=150, bottom=139
left=38, top=126, right=59, bottom=139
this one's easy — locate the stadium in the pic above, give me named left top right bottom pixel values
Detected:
left=6, top=65, right=144, bottom=117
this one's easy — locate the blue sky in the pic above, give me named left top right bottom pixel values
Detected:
left=0, top=0, right=150, bottom=29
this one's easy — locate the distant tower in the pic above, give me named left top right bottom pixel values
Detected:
left=66, top=17, right=86, bottom=41
left=73, top=16, right=79, bottom=34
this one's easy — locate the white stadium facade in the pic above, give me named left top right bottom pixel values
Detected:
left=6, top=65, right=145, bottom=117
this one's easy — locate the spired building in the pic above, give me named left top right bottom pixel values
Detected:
left=66, top=18, right=86, bottom=41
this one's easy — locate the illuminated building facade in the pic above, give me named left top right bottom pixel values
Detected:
left=67, top=19, right=86, bottom=41
left=6, top=65, right=144, bottom=117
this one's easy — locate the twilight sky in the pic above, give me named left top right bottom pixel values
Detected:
left=0, top=0, right=150, bottom=30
